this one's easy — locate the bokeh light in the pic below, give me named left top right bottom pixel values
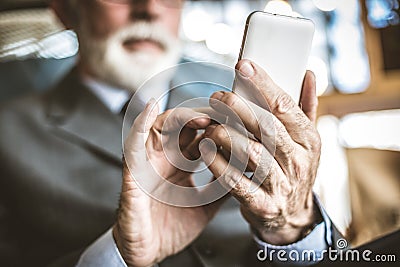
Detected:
left=205, top=23, right=236, bottom=55
left=312, top=0, right=338, bottom=12
left=182, top=8, right=214, bottom=42
left=264, top=0, right=293, bottom=16
left=307, top=56, right=329, bottom=96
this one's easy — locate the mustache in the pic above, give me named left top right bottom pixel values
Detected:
left=112, top=22, right=176, bottom=51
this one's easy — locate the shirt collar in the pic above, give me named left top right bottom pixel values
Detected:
left=83, top=76, right=170, bottom=114
left=83, top=76, right=131, bottom=114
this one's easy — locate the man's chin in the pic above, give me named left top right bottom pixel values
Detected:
left=125, top=53, right=163, bottom=69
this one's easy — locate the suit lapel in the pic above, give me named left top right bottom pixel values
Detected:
left=45, top=68, right=123, bottom=162
left=44, top=61, right=232, bottom=163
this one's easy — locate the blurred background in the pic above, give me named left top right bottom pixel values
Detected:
left=0, top=0, right=399, bottom=247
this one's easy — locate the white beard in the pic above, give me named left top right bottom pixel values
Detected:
left=77, top=21, right=181, bottom=92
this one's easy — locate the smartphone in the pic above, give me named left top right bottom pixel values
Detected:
left=234, top=11, right=315, bottom=104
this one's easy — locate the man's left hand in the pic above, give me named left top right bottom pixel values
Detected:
left=200, top=59, right=321, bottom=245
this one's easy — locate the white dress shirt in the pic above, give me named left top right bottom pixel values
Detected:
left=84, top=77, right=131, bottom=114
left=83, top=76, right=170, bottom=115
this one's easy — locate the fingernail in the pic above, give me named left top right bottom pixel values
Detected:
left=211, top=91, right=224, bottom=100
left=199, top=138, right=214, bottom=154
left=146, top=98, right=156, bottom=108
left=239, top=62, right=254, bottom=78
left=204, top=124, right=217, bottom=136
left=210, top=92, right=224, bottom=107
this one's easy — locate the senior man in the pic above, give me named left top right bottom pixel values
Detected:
left=0, top=0, right=342, bottom=266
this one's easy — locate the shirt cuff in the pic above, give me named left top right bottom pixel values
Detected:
left=253, top=194, right=333, bottom=265
left=76, top=228, right=127, bottom=267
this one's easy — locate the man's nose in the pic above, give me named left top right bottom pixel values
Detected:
left=129, top=0, right=160, bottom=22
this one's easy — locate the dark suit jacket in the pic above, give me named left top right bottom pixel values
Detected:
left=0, top=57, right=76, bottom=104
left=0, top=68, right=123, bottom=266
left=0, top=64, right=340, bottom=267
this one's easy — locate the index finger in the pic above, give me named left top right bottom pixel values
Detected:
left=154, top=107, right=211, bottom=133
left=235, top=59, right=317, bottom=146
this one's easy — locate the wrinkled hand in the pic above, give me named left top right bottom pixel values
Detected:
left=114, top=100, right=222, bottom=267
left=200, top=60, right=321, bottom=245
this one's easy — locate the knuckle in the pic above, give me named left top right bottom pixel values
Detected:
left=258, top=113, right=275, bottom=138
left=292, top=160, right=307, bottom=180
left=253, top=167, right=268, bottom=184
left=274, top=126, right=295, bottom=155
left=247, top=141, right=263, bottom=166
left=274, top=93, right=295, bottom=114
left=213, top=124, right=229, bottom=141
left=314, top=131, right=322, bottom=151
left=224, top=169, right=242, bottom=187
left=279, top=141, right=295, bottom=156
left=312, top=132, right=322, bottom=153
left=257, top=72, right=276, bottom=92
left=305, top=129, right=321, bottom=153
left=222, top=92, right=240, bottom=108
left=262, top=177, right=274, bottom=194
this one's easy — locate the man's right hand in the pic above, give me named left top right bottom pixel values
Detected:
left=113, top=100, right=223, bottom=267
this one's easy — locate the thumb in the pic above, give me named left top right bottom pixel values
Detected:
left=300, top=71, right=318, bottom=124
left=123, top=99, right=159, bottom=189
left=124, top=98, right=159, bottom=154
